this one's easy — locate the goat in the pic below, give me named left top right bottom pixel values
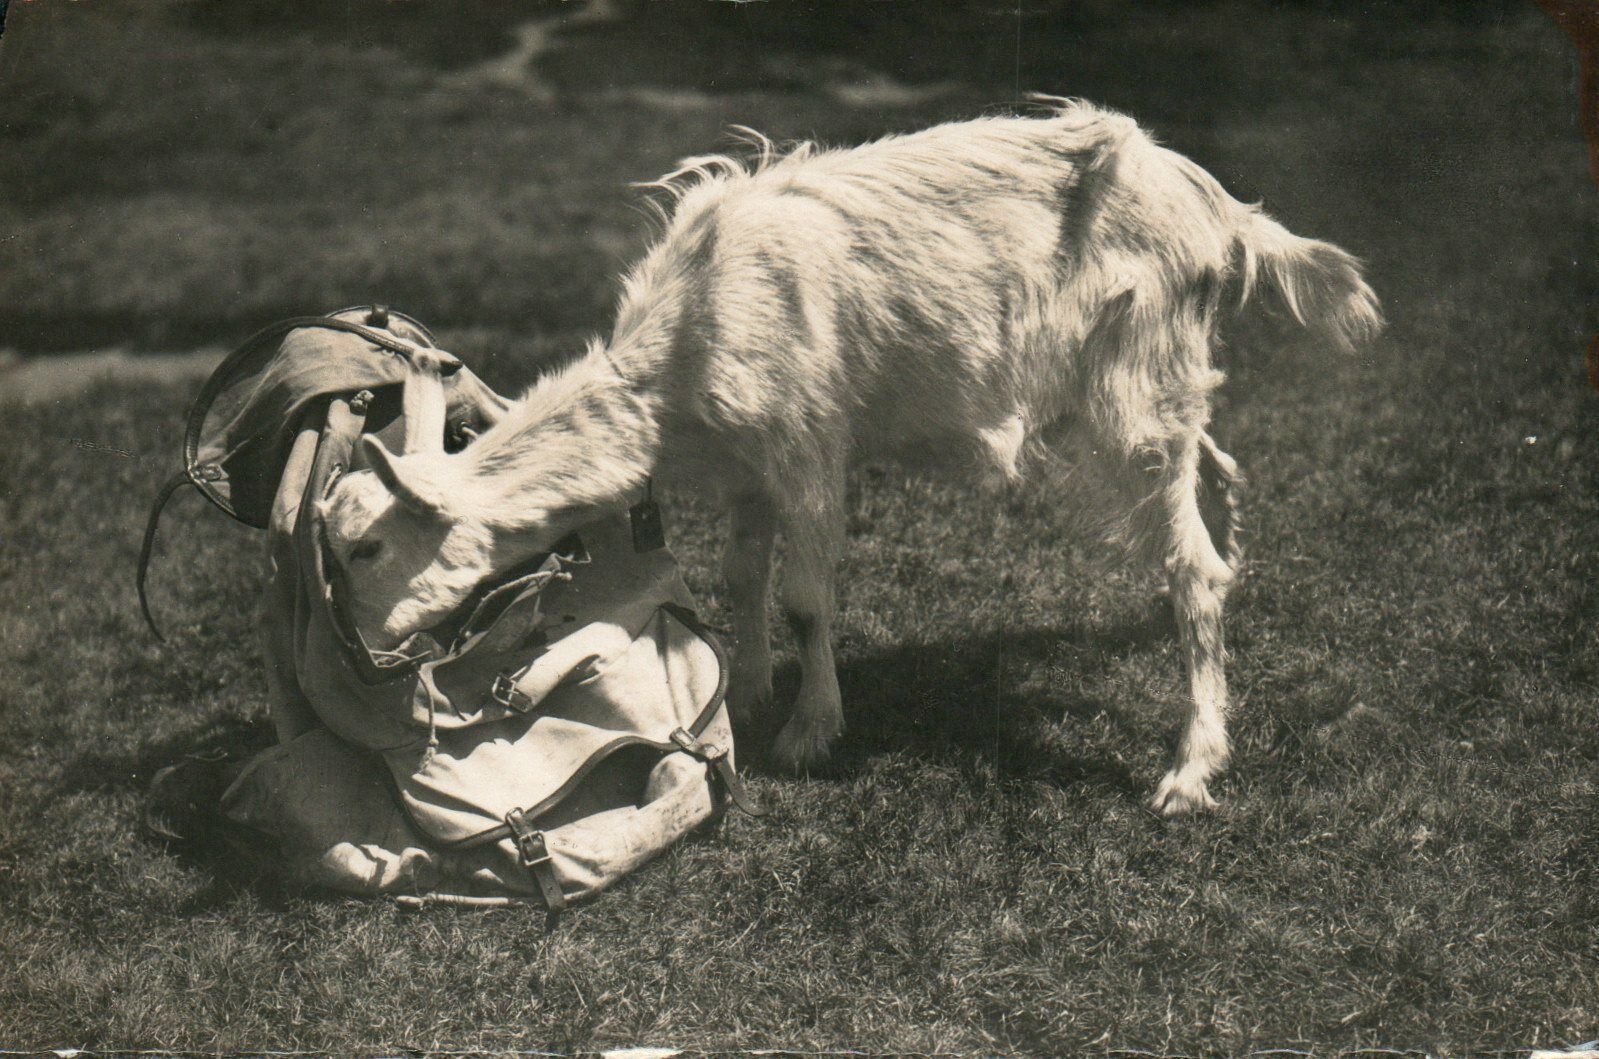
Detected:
left=318, top=99, right=1381, bottom=815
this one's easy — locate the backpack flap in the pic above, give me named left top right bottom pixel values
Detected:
left=506, top=749, right=723, bottom=906
left=423, top=516, right=685, bottom=727
left=387, top=523, right=746, bottom=908
left=387, top=599, right=727, bottom=838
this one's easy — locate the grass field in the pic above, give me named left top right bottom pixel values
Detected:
left=1, top=2, right=1597, bottom=1055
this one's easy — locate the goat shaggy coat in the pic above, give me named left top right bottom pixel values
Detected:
left=321, top=101, right=1381, bottom=815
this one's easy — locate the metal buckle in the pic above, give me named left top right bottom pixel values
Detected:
left=670, top=727, right=761, bottom=817
left=670, top=727, right=726, bottom=763
left=504, top=808, right=550, bottom=869
left=490, top=672, right=533, bottom=713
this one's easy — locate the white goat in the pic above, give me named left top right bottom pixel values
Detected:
left=319, top=100, right=1381, bottom=814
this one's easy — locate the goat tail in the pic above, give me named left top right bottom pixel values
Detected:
left=1234, top=208, right=1384, bottom=353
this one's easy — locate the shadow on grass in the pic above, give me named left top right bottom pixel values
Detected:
left=55, top=602, right=1173, bottom=895
left=57, top=720, right=323, bottom=909
left=740, top=605, right=1176, bottom=802
left=57, top=714, right=271, bottom=799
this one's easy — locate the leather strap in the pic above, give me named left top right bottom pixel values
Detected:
left=670, top=728, right=766, bottom=817
left=504, top=807, right=567, bottom=912
left=658, top=604, right=767, bottom=815
left=659, top=602, right=731, bottom=740
left=136, top=469, right=202, bottom=642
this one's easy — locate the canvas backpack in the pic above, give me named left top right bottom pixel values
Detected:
left=140, top=306, right=761, bottom=910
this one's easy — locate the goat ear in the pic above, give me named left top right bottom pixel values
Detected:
left=360, top=435, right=447, bottom=518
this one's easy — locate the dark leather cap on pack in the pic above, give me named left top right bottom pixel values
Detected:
left=136, top=305, right=507, bottom=640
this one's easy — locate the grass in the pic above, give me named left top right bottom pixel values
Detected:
left=1, top=1, right=1597, bottom=1054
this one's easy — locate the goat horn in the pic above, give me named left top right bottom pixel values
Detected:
left=401, top=359, right=450, bottom=455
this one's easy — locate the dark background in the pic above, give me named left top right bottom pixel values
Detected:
left=0, top=1, right=1578, bottom=370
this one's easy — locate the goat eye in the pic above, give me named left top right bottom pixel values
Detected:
left=349, top=539, right=382, bottom=561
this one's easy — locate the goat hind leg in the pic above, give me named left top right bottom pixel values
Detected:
left=1149, top=446, right=1238, bottom=816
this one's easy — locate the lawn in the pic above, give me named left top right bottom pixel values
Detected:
left=1, top=2, right=1596, bottom=1055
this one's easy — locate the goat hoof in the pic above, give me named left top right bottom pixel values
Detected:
left=769, top=719, right=840, bottom=775
left=1148, top=771, right=1219, bottom=817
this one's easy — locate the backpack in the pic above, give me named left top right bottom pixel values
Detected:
left=139, top=306, right=761, bottom=910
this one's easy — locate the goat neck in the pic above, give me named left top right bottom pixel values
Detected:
left=454, top=343, right=661, bottom=535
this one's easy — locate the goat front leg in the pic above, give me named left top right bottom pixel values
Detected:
left=770, top=480, right=846, bottom=774
left=723, top=495, right=777, bottom=729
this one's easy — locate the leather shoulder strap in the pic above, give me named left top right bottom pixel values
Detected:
left=136, top=469, right=202, bottom=642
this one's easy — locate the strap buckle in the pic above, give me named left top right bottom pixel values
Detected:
left=505, top=807, right=566, bottom=912
left=505, top=808, right=550, bottom=868
left=490, top=671, right=533, bottom=713
left=669, top=728, right=764, bottom=817
left=670, top=727, right=726, bottom=763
